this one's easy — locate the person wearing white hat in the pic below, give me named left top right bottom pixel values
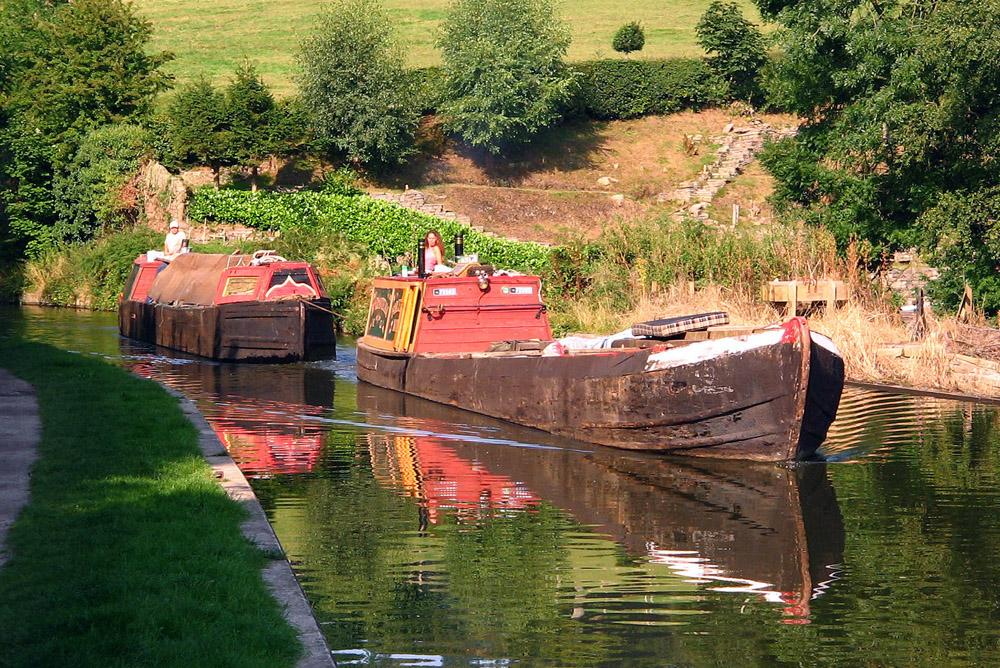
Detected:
left=164, top=220, right=187, bottom=259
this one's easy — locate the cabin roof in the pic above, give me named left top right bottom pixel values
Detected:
left=147, top=254, right=237, bottom=305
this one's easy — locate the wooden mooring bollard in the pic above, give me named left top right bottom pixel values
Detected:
left=764, top=279, right=848, bottom=318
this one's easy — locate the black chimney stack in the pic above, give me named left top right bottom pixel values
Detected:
left=417, top=239, right=426, bottom=277
left=455, top=232, right=465, bottom=259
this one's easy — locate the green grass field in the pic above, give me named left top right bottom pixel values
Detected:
left=134, top=0, right=763, bottom=96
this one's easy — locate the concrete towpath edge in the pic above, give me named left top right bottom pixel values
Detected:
left=162, top=385, right=336, bottom=668
left=0, top=370, right=40, bottom=571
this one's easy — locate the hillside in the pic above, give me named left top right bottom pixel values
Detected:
left=357, top=109, right=795, bottom=243
left=133, top=0, right=762, bottom=95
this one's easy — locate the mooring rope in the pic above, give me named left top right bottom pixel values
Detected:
left=296, top=296, right=344, bottom=319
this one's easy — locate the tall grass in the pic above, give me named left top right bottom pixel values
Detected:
left=547, top=215, right=839, bottom=333
left=21, top=228, right=162, bottom=310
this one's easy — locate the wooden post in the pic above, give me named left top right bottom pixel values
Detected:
left=788, top=282, right=798, bottom=319
left=958, top=283, right=974, bottom=323
left=826, top=280, right=837, bottom=313
left=732, top=204, right=740, bottom=226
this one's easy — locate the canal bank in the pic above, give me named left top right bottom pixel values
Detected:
left=0, top=338, right=329, bottom=668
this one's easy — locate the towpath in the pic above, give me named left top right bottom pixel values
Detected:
left=0, top=369, right=39, bottom=570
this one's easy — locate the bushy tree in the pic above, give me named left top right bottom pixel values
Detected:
left=52, top=124, right=150, bottom=243
left=756, top=0, right=1000, bottom=310
left=225, top=62, right=279, bottom=190
left=920, top=187, right=1000, bottom=313
left=612, top=22, right=646, bottom=56
left=438, top=0, right=576, bottom=154
left=0, top=0, right=171, bottom=256
left=696, top=1, right=766, bottom=102
left=297, top=0, right=419, bottom=167
left=165, top=78, right=232, bottom=188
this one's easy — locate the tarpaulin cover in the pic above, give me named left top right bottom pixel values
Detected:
left=147, top=253, right=239, bottom=305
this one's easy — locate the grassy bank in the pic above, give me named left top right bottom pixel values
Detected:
left=0, top=338, right=301, bottom=667
left=133, top=0, right=762, bottom=95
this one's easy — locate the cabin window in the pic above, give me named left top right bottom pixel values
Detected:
left=269, top=269, right=312, bottom=289
left=222, top=276, right=259, bottom=297
left=366, top=286, right=404, bottom=342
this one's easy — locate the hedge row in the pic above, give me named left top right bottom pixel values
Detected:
left=409, top=58, right=729, bottom=122
left=188, top=188, right=553, bottom=274
left=570, top=58, right=728, bottom=120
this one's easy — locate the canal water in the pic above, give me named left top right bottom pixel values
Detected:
left=6, top=306, right=1000, bottom=666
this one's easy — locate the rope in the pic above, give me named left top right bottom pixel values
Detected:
left=296, top=296, right=344, bottom=319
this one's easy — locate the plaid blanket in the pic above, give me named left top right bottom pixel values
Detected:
left=631, top=311, right=730, bottom=338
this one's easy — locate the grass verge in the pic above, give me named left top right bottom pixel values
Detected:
left=0, top=338, right=301, bottom=668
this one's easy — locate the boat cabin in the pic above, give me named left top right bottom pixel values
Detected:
left=361, top=272, right=552, bottom=355
left=123, top=252, right=325, bottom=306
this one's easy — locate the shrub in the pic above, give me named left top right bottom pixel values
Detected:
left=438, top=0, right=577, bottom=154
left=410, top=66, right=447, bottom=115
left=571, top=59, right=727, bottom=120
left=297, top=0, right=419, bottom=166
left=612, top=22, right=645, bottom=55
left=321, top=166, right=364, bottom=197
left=920, top=186, right=1000, bottom=314
left=696, top=1, right=766, bottom=102
left=51, top=123, right=150, bottom=244
left=188, top=188, right=553, bottom=274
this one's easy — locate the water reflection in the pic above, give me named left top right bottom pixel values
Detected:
left=131, top=360, right=335, bottom=475
left=359, top=384, right=844, bottom=625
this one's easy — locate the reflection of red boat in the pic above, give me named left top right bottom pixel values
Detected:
left=369, top=434, right=538, bottom=524
left=119, top=252, right=336, bottom=362
left=212, top=413, right=324, bottom=476
left=128, top=360, right=333, bottom=476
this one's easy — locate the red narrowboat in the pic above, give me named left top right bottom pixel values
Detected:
left=119, top=251, right=336, bottom=362
left=356, top=268, right=844, bottom=461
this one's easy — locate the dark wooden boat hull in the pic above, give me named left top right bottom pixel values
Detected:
left=356, top=322, right=844, bottom=461
left=119, top=298, right=336, bottom=362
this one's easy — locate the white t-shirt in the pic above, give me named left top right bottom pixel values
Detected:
left=164, top=229, right=186, bottom=255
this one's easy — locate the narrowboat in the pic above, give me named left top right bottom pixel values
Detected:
left=356, top=265, right=844, bottom=462
left=119, top=251, right=336, bottom=362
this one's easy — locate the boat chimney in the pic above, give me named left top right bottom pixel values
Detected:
left=417, top=239, right=426, bottom=277
left=455, top=232, right=464, bottom=259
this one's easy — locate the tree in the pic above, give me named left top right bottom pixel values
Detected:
left=165, top=78, right=232, bottom=188
left=438, top=0, right=576, bottom=154
left=51, top=124, right=150, bottom=244
left=225, top=62, right=278, bottom=191
left=755, top=0, right=1000, bottom=310
left=696, top=1, right=766, bottom=102
left=0, top=0, right=171, bottom=256
left=297, top=0, right=419, bottom=167
left=612, top=22, right=645, bottom=56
